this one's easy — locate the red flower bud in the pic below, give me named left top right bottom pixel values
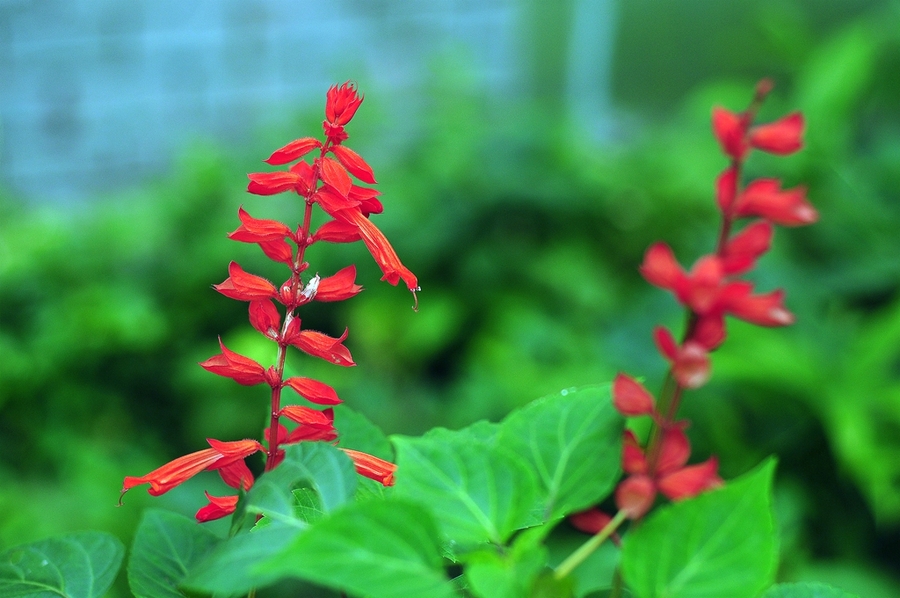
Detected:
left=290, top=328, right=356, bottom=367
left=315, top=265, right=363, bottom=302
left=199, top=338, right=268, bottom=385
left=658, top=457, right=722, bottom=501
left=712, top=107, right=748, bottom=160
left=749, top=112, right=803, bottom=155
left=616, top=475, right=656, bottom=520
left=331, top=144, right=376, bottom=184
left=325, top=81, right=363, bottom=127
left=612, top=373, right=656, bottom=417
left=214, top=262, right=277, bottom=302
left=734, top=179, right=818, bottom=226
left=283, top=377, right=342, bottom=405
left=341, top=448, right=396, bottom=486
left=265, top=137, right=323, bottom=165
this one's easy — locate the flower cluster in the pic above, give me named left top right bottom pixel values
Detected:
left=575, top=80, right=817, bottom=528
left=121, top=82, right=414, bottom=521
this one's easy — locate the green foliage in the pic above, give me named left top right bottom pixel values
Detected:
left=762, top=582, right=860, bottom=598
left=621, top=459, right=778, bottom=598
left=0, top=531, right=123, bottom=598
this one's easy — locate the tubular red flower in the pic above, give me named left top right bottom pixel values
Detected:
left=228, top=206, right=292, bottom=243
left=265, top=137, right=323, bottom=165
left=248, top=299, right=281, bottom=339
left=341, top=448, right=396, bottom=486
left=734, top=179, right=818, bottom=226
left=342, top=209, right=420, bottom=297
left=289, top=329, right=356, bottom=367
left=315, top=265, right=363, bottom=302
left=325, top=81, right=363, bottom=127
left=330, top=144, right=377, bottom=184
left=749, top=112, right=804, bottom=155
left=712, top=107, right=748, bottom=160
left=639, top=242, right=685, bottom=291
left=214, top=262, right=278, bottom=302
left=721, top=220, right=773, bottom=275
left=311, top=219, right=362, bottom=244
left=247, top=171, right=302, bottom=196
left=282, top=377, right=343, bottom=405
left=723, top=287, right=795, bottom=327
left=615, top=474, right=656, bottom=520
left=196, top=492, right=240, bottom=522
left=612, top=373, right=656, bottom=417
left=658, top=457, right=722, bottom=501
left=199, top=338, right=268, bottom=385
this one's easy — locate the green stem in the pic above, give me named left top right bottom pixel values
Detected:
left=554, top=510, right=628, bottom=580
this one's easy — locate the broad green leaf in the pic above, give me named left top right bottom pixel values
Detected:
left=127, top=509, right=219, bottom=598
left=291, top=488, right=325, bottom=524
left=183, top=522, right=303, bottom=596
left=259, top=498, right=456, bottom=598
left=497, top=385, right=623, bottom=520
left=621, top=458, right=778, bottom=598
left=244, top=442, right=357, bottom=522
left=0, top=531, right=123, bottom=598
left=464, top=526, right=549, bottom=598
left=392, top=430, right=540, bottom=545
left=334, top=404, right=393, bottom=460
left=761, top=582, right=861, bottom=598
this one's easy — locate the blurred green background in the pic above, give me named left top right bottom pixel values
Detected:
left=2, top=0, right=900, bottom=595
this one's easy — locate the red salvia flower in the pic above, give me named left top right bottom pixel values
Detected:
left=325, top=81, right=363, bottom=128
left=199, top=338, right=268, bottom=386
left=196, top=492, right=240, bottom=522
left=340, top=448, right=396, bottom=486
left=748, top=112, right=804, bottom=155
left=315, top=265, right=363, bottom=302
left=289, top=328, right=356, bottom=367
left=214, top=262, right=278, bottom=302
left=265, top=137, right=323, bottom=166
left=612, top=373, right=656, bottom=417
left=734, top=179, right=818, bottom=226
left=283, top=377, right=342, bottom=405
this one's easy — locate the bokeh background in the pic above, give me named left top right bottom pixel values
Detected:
left=2, top=0, right=900, bottom=595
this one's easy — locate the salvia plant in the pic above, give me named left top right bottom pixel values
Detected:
left=0, top=81, right=861, bottom=598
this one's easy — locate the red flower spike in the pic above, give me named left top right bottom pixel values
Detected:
left=247, top=171, right=302, bottom=196
left=215, top=459, right=255, bottom=491
left=325, top=81, right=363, bottom=127
left=615, top=475, right=656, bottom=520
left=716, top=167, right=738, bottom=213
left=656, top=425, right=691, bottom=474
left=721, top=220, right=773, bottom=276
left=734, top=179, right=818, bottom=226
left=315, top=265, right=363, bottom=302
left=639, top=242, right=685, bottom=291
left=331, top=145, right=377, bottom=184
left=341, top=448, right=396, bottom=486
left=612, top=373, right=656, bottom=417
left=196, top=492, right=240, bottom=522
left=653, top=326, right=679, bottom=362
left=671, top=341, right=711, bottom=389
left=622, top=430, right=648, bottom=475
left=265, top=137, right=323, bottom=165
left=283, top=377, right=342, bottom=405
left=658, top=457, right=723, bottom=501
left=749, top=112, right=804, bottom=156
left=569, top=508, right=615, bottom=536
left=214, top=262, right=277, bottom=302
left=199, top=338, right=268, bottom=386
left=712, top=107, right=748, bottom=160
left=318, top=156, right=353, bottom=198
left=248, top=299, right=281, bottom=339
left=311, top=219, right=361, bottom=244
left=724, top=288, right=795, bottom=327
left=228, top=206, right=292, bottom=243
left=290, top=329, right=356, bottom=367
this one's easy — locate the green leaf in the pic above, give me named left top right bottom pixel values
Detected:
left=621, top=458, right=778, bottom=598
left=244, top=442, right=357, bottom=522
left=497, top=384, right=623, bottom=520
left=183, top=522, right=303, bottom=596
left=761, top=582, right=861, bottom=598
left=464, top=526, right=549, bottom=598
left=392, top=429, right=540, bottom=545
left=258, top=498, right=456, bottom=598
left=0, top=531, right=123, bottom=598
left=127, top=509, right=219, bottom=598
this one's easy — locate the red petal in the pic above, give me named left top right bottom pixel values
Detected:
left=312, top=219, right=362, bottom=244
left=265, top=137, right=323, bottom=165
left=658, top=457, right=722, bottom=501
left=331, top=145, right=377, bottom=184
left=716, top=167, right=738, bottom=213
left=313, top=187, right=359, bottom=216
left=318, top=156, right=353, bottom=198
left=692, top=314, right=726, bottom=350
left=724, top=288, right=795, bottom=327
left=341, top=448, right=395, bottom=486
left=622, top=430, right=648, bottom=475
left=342, top=209, right=419, bottom=295
left=214, top=262, right=277, bottom=301
left=216, top=460, right=254, bottom=491
left=283, top=377, right=343, bottom=405
left=315, top=265, right=363, bottom=302
left=612, top=373, right=656, bottom=417
left=325, top=81, right=363, bottom=126
left=290, top=329, right=356, bottom=367
left=228, top=206, right=292, bottom=243
left=247, top=171, right=301, bottom=195
left=199, top=338, right=267, bottom=385
left=206, top=438, right=265, bottom=461
left=749, top=112, right=804, bottom=155
left=248, top=299, right=280, bottom=339
left=258, top=239, right=294, bottom=265
left=121, top=449, right=221, bottom=498
left=639, top=243, right=685, bottom=291
left=656, top=425, right=691, bottom=474
left=653, top=326, right=679, bottom=362
left=735, top=180, right=818, bottom=226
left=711, top=107, right=748, bottom=160
left=721, top=220, right=773, bottom=275
left=569, top=508, right=614, bottom=535
left=683, top=255, right=724, bottom=315
left=196, top=492, right=239, bottom=522
left=615, top=475, right=656, bottom=520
